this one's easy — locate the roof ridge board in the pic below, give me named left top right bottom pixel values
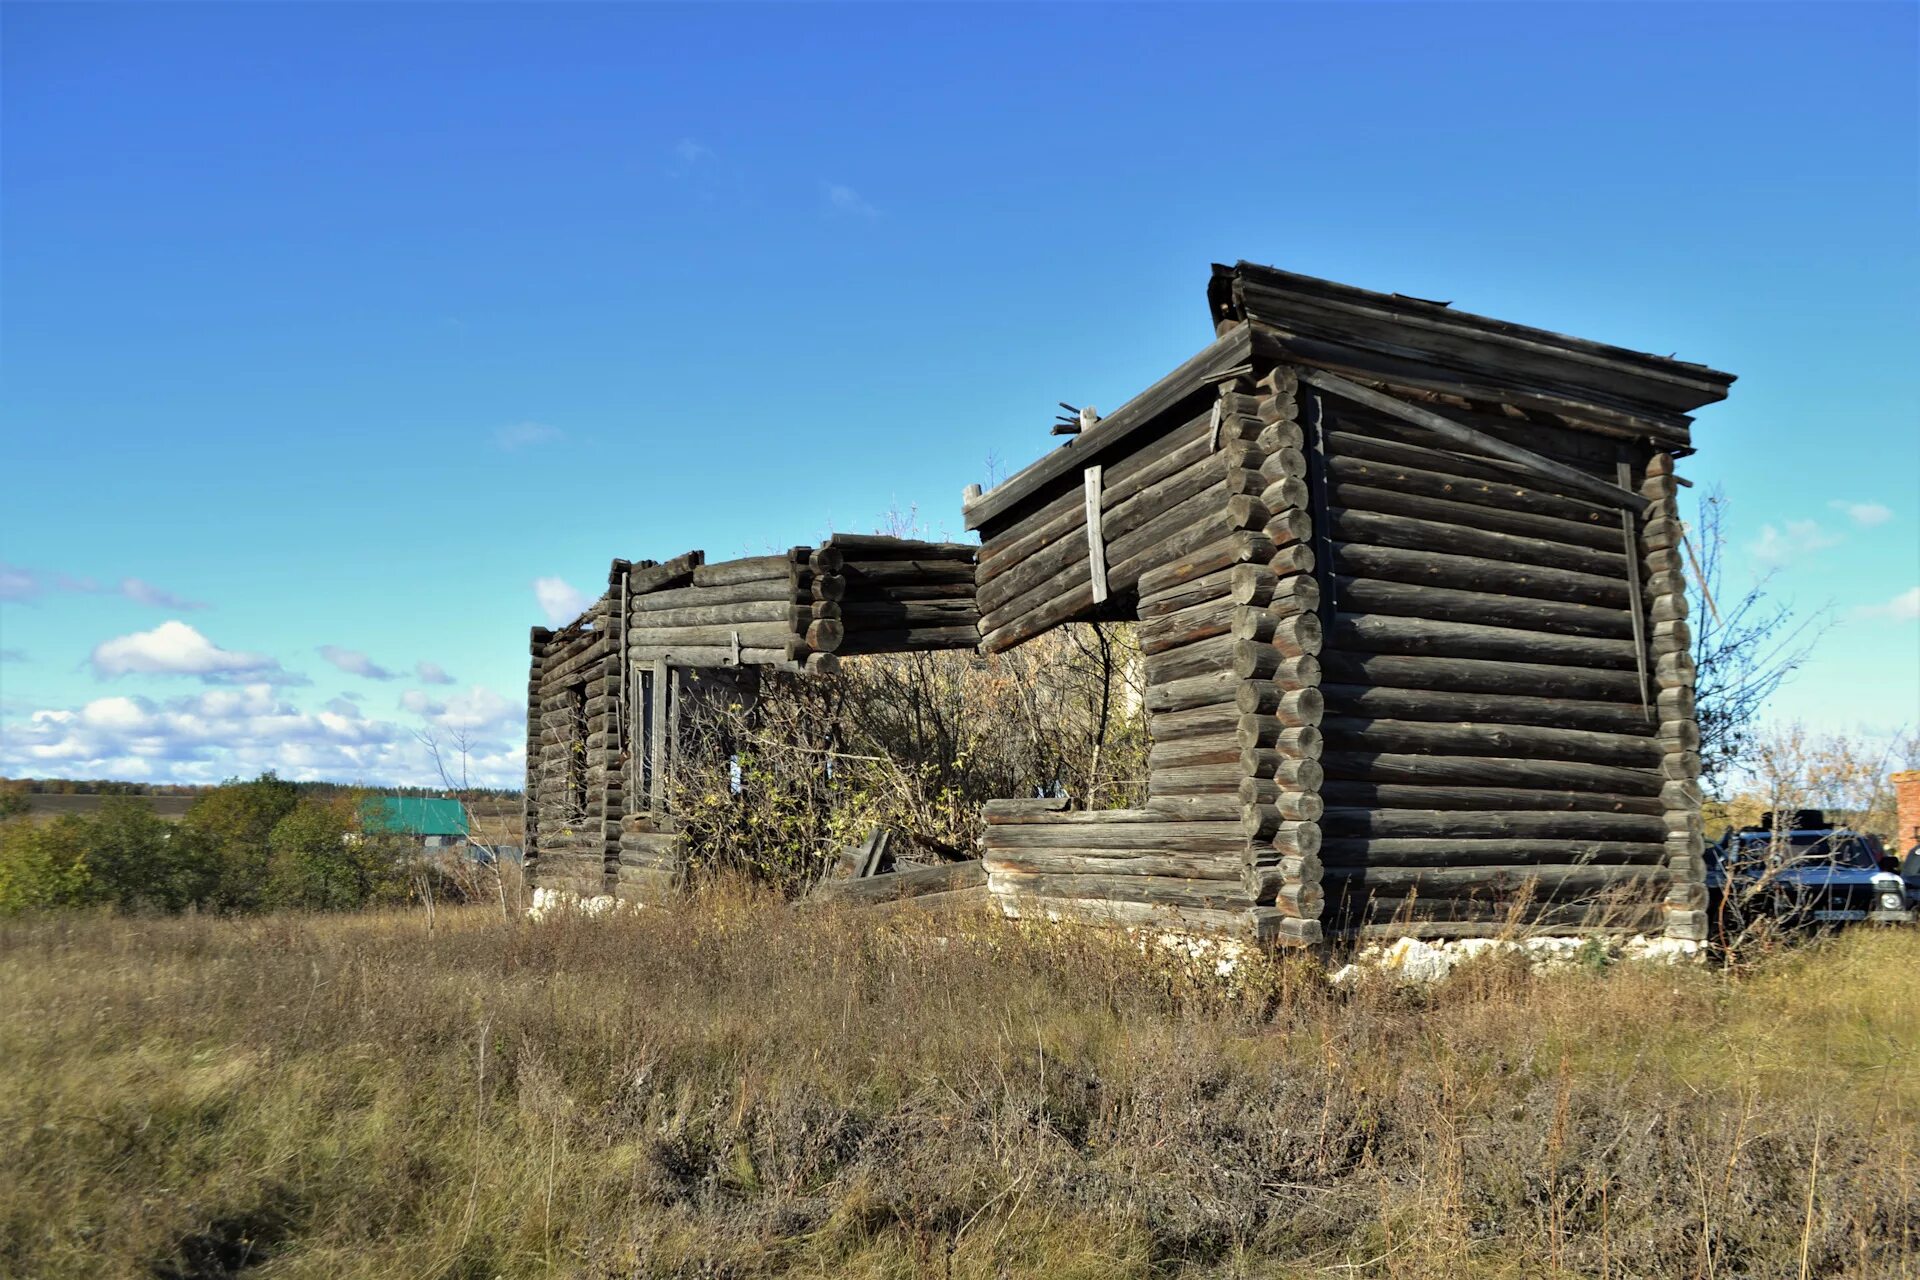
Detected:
left=1226, top=261, right=1736, bottom=401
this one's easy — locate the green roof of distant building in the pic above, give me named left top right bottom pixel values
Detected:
left=361, top=796, right=469, bottom=837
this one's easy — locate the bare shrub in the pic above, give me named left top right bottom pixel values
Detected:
left=665, top=624, right=1146, bottom=893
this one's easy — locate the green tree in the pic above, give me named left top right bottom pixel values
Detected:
left=0, top=815, right=102, bottom=913
left=264, top=797, right=404, bottom=910
left=87, top=796, right=214, bottom=911
left=176, top=773, right=299, bottom=911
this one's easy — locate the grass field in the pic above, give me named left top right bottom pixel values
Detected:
left=1, top=897, right=1915, bottom=1279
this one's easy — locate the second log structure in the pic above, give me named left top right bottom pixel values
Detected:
left=524, top=535, right=981, bottom=901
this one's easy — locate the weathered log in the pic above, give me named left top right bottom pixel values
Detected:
left=992, top=892, right=1266, bottom=938
left=1144, top=669, right=1241, bottom=713
left=1144, top=634, right=1240, bottom=685
left=826, top=533, right=976, bottom=559
left=977, top=410, right=1214, bottom=576
left=626, top=621, right=794, bottom=649
left=807, top=859, right=986, bottom=906
left=1148, top=740, right=1242, bottom=771
left=982, top=502, right=1244, bottom=652
left=1328, top=613, right=1638, bottom=671
left=1334, top=542, right=1629, bottom=609
left=801, top=618, right=843, bottom=651
left=629, top=551, right=706, bottom=594
left=977, top=434, right=1222, bottom=610
left=1318, top=651, right=1642, bottom=702
left=1324, top=448, right=1617, bottom=530
left=1318, top=717, right=1662, bottom=769
left=691, top=556, right=793, bottom=588
left=987, top=870, right=1255, bottom=911
left=1135, top=599, right=1240, bottom=655
left=629, top=579, right=795, bottom=614
left=1148, top=762, right=1256, bottom=795
left=1135, top=530, right=1276, bottom=600
left=1331, top=577, right=1631, bottom=640
left=979, top=469, right=1233, bottom=626
left=837, top=591, right=976, bottom=616
left=1312, top=782, right=1656, bottom=815
left=983, top=817, right=1244, bottom=851
left=1320, top=864, right=1670, bottom=897
left=836, top=625, right=981, bottom=654
left=1237, top=630, right=1322, bottom=676
left=1138, top=566, right=1237, bottom=618
left=1319, top=751, right=1662, bottom=795
left=1146, top=702, right=1241, bottom=743
left=1235, top=696, right=1327, bottom=742
left=1235, top=665, right=1325, bottom=712
left=1230, top=565, right=1319, bottom=609
left=983, top=848, right=1242, bottom=880
left=1330, top=508, right=1627, bottom=578
left=1144, top=794, right=1244, bottom=822
left=1331, top=477, right=1624, bottom=555
left=1241, top=810, right=1323, bottom=850
left=1235, top=779, right=1324, bottom=818
left=627, top=643, right=791, bottom=668
left=1319, top=808, right=1668, bottom=841
left=982, top=797, right=1071, bottom=819
left=842, top=559, right=976, bottom=587
left=1318, top=683, right=1654, bottom=736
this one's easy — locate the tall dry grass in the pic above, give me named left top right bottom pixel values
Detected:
left=1, top=897, right=1914, bottom=1279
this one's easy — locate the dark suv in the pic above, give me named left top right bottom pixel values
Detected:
left=1706, top=810, right=1911, bottom=934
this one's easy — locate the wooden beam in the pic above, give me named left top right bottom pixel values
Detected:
left=1296, top=368, right=1648, bottom=514
left=1083, top=465, right=1108, bottom=604
left=649, top=656, right=668, bottom=812
left=1618, top=459, right=1653, bottom=715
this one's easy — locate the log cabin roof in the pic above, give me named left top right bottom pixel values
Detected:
left=1211, top=261, right=1735, bottom=442
left=964, top=262, right=1736, bottom=533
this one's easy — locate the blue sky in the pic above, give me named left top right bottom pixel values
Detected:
left=2, top=2, right=1915, bottom=789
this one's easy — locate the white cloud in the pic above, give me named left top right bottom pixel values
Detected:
left=0, top=683, right=525, bottom=787
left=533, top=576, right=589, bottom=626
left=1749, top=519, right=1844, bottom=566
left=318, top=644, right=397, bottom=681
left=1857, top=586, right=1920, bottom=622
left=1829, top=500, right=1894, bottom=528
left=824, top=182, right=879, bottom=218
left=675, top=138, right=714, bottom=164
left=91, top=620, right=287, bottom=682
left=415, top=660, right=456, bottom=685
left=495, top=421, right=564, bottom=451
left=0, top=565, right=210, bottom=609
left=400, top=684, right=520, bottom=734
left=0, top=564, right=37, bottom=603
left=120, top=577, right=209, bottom=610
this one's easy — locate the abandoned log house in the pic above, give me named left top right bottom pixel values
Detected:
left=525, top=260, right=1734, bottom=946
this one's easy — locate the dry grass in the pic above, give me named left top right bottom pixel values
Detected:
left=1, top=896, right=1914, bottom=1279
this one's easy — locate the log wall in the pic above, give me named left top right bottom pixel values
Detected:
left=976, top=370, right=1327, bottom=943
left=1308, top=394, right=1678, bottom=938
left=525, top=584, right=624, bottom=897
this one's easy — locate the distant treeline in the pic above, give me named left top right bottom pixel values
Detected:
left=1, top=777, right=521, bottom=799
left=0, top=772, right=495, bottom=916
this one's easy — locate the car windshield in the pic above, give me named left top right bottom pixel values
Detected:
left=1738, top=833, right=1880, bottom=870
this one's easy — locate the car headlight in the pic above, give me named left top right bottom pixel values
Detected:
left=1882, top=892, right=1906, bottom=912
